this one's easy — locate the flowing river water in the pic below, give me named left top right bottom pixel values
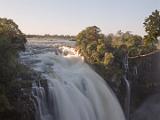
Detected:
left=20, top=38, right=125, bottom=120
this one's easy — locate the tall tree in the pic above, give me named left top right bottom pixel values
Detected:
left=143, top=10, right=160, bottom=46
left=76, top=26, right=106, bottom=63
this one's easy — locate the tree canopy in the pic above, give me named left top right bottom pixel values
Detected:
left=0, top=18, right=26, bottom=50
left=76, top=10, right=160, bottom=84
left=144, top=10, right=160, bottom=46
left=76, top=26, right=107, bottom=64
left=0, top=18, right=26, bottom=89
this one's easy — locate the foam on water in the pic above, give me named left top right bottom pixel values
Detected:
left=21, top=39, right=125, bottom=120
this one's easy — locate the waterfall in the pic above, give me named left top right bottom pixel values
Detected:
left=123, top=54, right=131, bottom=120
left=20, top=39, right=125, bottom=120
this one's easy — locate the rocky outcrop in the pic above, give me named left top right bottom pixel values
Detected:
left=4, top=80, right=35, bottom=120
left=128, top=50, right=160, bottom=112
left=131, top=94, right=160, bottom=120
left=0, top=65, right=47, bottom=120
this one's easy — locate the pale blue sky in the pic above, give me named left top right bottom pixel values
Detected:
left=0, top=0, right=159, bottom=35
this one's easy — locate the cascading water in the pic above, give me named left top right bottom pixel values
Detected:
left=123, top=54, right=130, bottom=120
left=32, top=81, right=52, bottom=120
left=20, top=38, right=125, bottom=120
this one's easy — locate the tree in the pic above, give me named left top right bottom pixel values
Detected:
left=76, top=26, right=106, bottom=63
left=0, top=18, right=26, bottom=86
left=104, top=34, right=113, bottom=52
left=143, top=10, right=160, bottom=46
left=76, top=26, right=101, bottom=43
left=0, top=18, right=26, bottom=50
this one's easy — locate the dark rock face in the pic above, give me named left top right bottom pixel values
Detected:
left=0, top=65, right=48, bottom=120
left=131, top=94, right=160, bottom=120
left=0, top=79, right=35, bottom=120
left=79, top=50, right=160, bottom=118
left=128, top=50, right=160, bottom=112
left=6, top=81, right=35, bottom=120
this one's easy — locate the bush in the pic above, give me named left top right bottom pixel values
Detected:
left=0, top=18, right=26, bottom=114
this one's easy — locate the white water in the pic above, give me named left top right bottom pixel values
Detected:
left=123, top=54, right=131, bottom=120
left=20, top=38, right=125, bottom=120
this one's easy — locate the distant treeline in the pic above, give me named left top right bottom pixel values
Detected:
left=26, top=34, right=76, bottom=40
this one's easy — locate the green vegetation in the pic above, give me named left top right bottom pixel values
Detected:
left=76, top=10, right=160, bottom=93
left=0, top=9, right=159, bottom=118
left=76, top=27, right=143, bottom=78
left=0, top=18, right=26, bottom=114
left=76, top=26, right=106, bottom=64
left=144, top=10, right=160, bottom=47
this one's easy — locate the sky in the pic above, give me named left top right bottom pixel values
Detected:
left=0, top=0, right=159, bottom=36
